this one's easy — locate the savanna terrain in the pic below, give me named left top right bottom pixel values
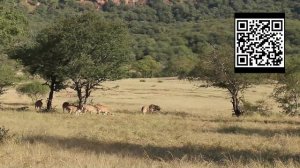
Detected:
left=1, top=0, right=300, bottom=168
left=0, top=78, right=299, bottom=168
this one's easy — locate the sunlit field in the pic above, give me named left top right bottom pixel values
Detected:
left=0, top=78, right=299, bottom=168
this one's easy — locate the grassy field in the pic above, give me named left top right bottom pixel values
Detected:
left=0, top=78, right=299, bottom=168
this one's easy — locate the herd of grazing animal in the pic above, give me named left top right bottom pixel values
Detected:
left=35, top=99, right=161, bottom=115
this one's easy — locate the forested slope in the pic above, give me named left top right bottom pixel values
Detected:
left=9, top=0, right=300, bottom=76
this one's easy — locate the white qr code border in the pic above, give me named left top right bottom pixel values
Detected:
left=234, top=18, right=285, bottom=69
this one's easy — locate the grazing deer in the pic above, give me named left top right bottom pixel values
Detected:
left=35, top=99, right=43, bottom=110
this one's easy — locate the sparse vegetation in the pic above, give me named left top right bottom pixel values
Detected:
left=241, top=99, right=272, bottom=116
left=0, top=126, right=9, bottom=143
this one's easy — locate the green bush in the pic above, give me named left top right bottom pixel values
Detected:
left=16, top=81, right=49, bottom=102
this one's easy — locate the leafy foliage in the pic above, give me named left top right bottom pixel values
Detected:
left=14, top=0, right=299, bottom=77
left=0, top=54, right=20, bottom=96
left=132, top=56, right=162, bottom=78
left=16, top=81, right=49, bottom=102
left=10, top=23, right=69, bottom=110
left=0, top=1, right=28, bottom=51
left=0, top=2, right=27, bottom=98
left=273, top=56, right=300, bottom=116
left=22, top=12, right=131, bottom=108
left=0, top=64, right=17, bottom=95
left=187, top=44, right=260, bottom=116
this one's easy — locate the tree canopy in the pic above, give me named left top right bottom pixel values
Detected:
left=187, top=44, right=261, bottom=116
left=59, top=13, right=131, bottom=107
left=12, top=12, right=131, bottom=109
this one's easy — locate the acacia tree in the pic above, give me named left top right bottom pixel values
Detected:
left=57, top=13, right=131, bottom=108
left=187, top=44, right=259, bottom=117
left=273, top=56, right=300, bottom=116
left=11, top=19, right=69, bottom=111
left=12, top=13, right=130, bottom=110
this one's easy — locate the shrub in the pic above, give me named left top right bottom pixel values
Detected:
left=16, top=81, right=49, bottom=102
left=140, top=79, right=146, bottom=82
left=273, top=85, right=300, bottom=116
left=241, top=99, right=272, bottom=116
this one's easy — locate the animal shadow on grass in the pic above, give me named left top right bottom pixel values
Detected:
left=114, top=110, right=201, bottom=118
left=0, top=106, right=30, bottom=112
left=160, top=111, right=200, bottom=118
left=114, top=110, right=140, bottom=115
left=23, top=135, right=300, bottom=163
left=0, top=102, right=31, bottom=112
left=1, top=102, right=31, bottom=106
left=217, top=126, right=300, bottom=137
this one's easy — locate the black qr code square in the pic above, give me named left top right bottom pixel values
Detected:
left=235, top=13, right=285, bottom=73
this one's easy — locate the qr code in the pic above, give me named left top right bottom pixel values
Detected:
left=235, top=13, right=285, bottom=73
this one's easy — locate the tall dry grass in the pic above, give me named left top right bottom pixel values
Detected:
left=0, top=78, right=299, bottom=168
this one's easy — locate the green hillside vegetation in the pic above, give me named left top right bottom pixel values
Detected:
left=1, top=1, right=300, bottom=167
left=1, top=0, right=300, bottom=114
left=8, top=0, right=299, bottom=77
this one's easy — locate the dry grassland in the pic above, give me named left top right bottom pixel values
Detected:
left=0, top=78, right=299, bottom=168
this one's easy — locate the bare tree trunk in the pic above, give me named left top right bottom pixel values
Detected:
left=230, top=89, right=242, bottom=117
left=74, top=82, right=83, bottom=110
left=295, top=92, right=298, bottom=115
left=83, top=83, right=92, bottom=104
left=46, top=78, right=55, bottom=111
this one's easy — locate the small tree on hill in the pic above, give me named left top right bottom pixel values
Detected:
left=187, top=44, right=259, bottom=117
left=16, top=81, right=49, bottom=103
